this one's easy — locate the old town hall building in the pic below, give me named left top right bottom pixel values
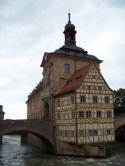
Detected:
left=26, top=13, right=115, bottom=156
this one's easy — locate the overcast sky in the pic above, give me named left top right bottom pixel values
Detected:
left=0, top=0, right=125, bottom=119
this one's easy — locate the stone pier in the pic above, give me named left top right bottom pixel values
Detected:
left=21, top=134, right=28, bottom=143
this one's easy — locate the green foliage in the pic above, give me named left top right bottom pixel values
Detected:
left=114, top=88, right=125, bottom=113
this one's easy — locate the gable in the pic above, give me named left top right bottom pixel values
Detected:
left=76, top=64, right=113, bottom=94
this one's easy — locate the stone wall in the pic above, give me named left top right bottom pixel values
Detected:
left=56, top=140, right=107, bottom=157
left=27, top=91, right=43, bottom=119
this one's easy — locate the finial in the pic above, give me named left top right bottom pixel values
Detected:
left=68, top=12, right=71, bottom=24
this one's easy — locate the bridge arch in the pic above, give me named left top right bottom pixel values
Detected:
left=0, top=126, right=55, bottom=153
left=115, top=124, right=125, bottom=142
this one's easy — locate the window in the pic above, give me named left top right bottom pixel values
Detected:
left=86, top=111, right=91, bottom=118
left=79, top=111, right=84, bottom=118
left=105, top=96, right=110, bottom=103
left=80, top=95, right=86, bottom=103
left=89, top=129, right=98, bottom=136
left=107, top=111, right=112, bottom=118
left=87, top=86, right=91, bottom=90
left=71, top=111, right=76, bottom=119
left=93, top=96, right=98, bottom=103
left=98, top=86, right=102, bottom=91
left=107, top=129, right=112, bottom=135
left=64, top=64, right=70, bottom=73
left=96, top=111, right=102, bottom=118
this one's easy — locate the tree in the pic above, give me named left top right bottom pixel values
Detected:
left=114, top=88, right=125, bottom=113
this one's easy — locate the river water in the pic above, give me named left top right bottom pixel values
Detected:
left=0, top=136, right=125, bottom=166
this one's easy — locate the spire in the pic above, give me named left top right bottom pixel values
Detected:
left=68, top=12, right=71, bottom=24
left=63, top=13, right=77, bottom=46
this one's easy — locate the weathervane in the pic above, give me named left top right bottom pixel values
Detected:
left=68, top=11, right=71, bottom=24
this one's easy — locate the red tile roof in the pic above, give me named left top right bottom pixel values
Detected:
left=55, top=63, right=93, bottom=96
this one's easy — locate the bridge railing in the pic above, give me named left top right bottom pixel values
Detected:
left=0, top=119, right=51, bottom=123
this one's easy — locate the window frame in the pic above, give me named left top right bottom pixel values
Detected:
left=80, top=95, right=86, bottom=103
left=89, top=129, right=98, bottom=136
left=107, top=129, right=112, bottom=135
left=71, top=111, right=76, bottom=119
left=98, top=86, right=102, bottom=91
left=64, top=64, right=70, bottom=73
left=105, top=96, right=110, bottom=104
left=93, top=96, right=98, bottom=103
left=107, top=111, right=112, bottom=118
left=96, top=110, right=102, bottom=118
left=79, top=111, right=84, bottom=118
left=86, top=111, right=92, bottom=118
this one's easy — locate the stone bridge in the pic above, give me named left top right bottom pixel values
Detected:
left=1, top=115, right=125, bottom=150
left=0, top=119, right=55, bottom=152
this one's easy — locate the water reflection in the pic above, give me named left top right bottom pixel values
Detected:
left=1, top=136, right=125, bottom=166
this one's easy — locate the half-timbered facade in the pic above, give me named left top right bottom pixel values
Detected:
left=55, top=63, right=115, bottom=144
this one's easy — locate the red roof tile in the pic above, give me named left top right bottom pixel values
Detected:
left=55, top=63, right=93, bottom=96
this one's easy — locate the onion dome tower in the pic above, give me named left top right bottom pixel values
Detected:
left=52, top=13, right=102, bottom=64
left=63, top=13, right=76, bottom=46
